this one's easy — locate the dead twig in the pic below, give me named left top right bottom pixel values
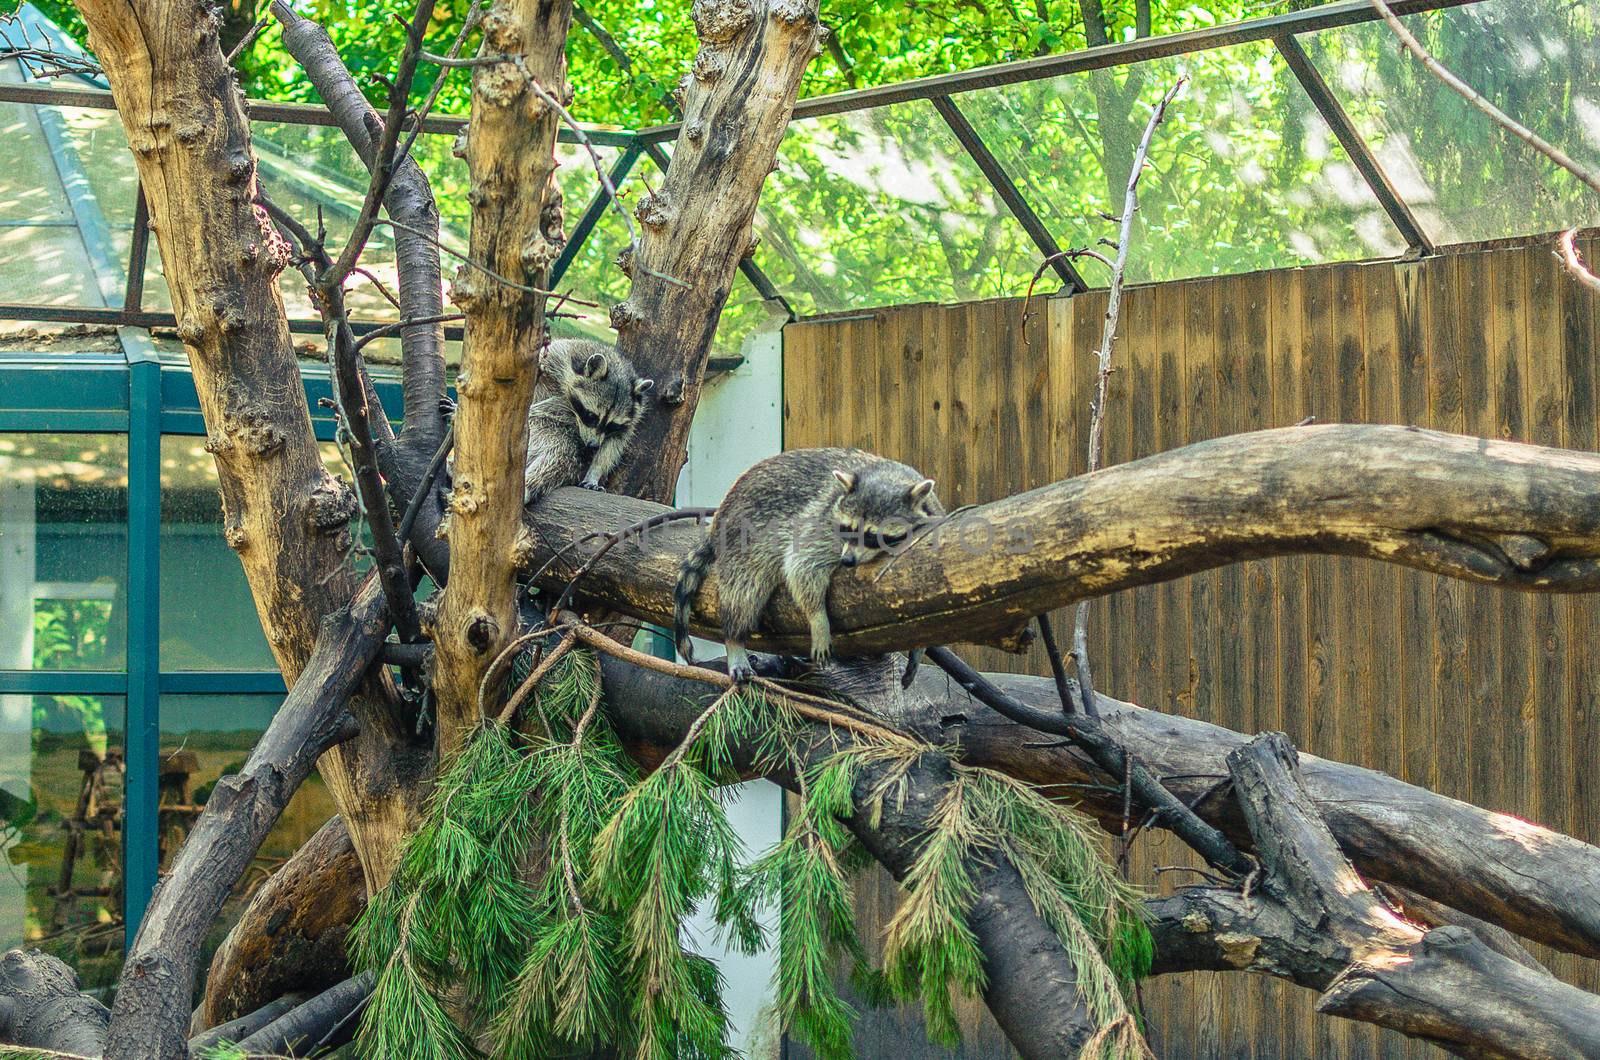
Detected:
left=1369, top=0, right=1600, bottom=293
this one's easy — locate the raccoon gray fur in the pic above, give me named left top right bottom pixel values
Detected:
left=673, top=447, right=942, bottom=681
left=524, top=339, right=654, bottom=505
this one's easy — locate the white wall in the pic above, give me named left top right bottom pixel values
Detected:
left=677, top=328, right=784, bottom=1059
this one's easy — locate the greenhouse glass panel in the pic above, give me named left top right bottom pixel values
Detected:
left=0, top=434, right=128, bottom=672
left=160, top=435, right=351, bottom=670
left=159, top=435, right=276, bottom=671
left=157, top=694, right=335, bottom=992
left=749, top=98, right=1040, bottom=313
left=0, top=80, right=142, bottom=308
left=1304, top=0, right=1600, bottom=245
left=0, top=694, right=126, bottom=997
left=956, top=38, right=1407, bottom=284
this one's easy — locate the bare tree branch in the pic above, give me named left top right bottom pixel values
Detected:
left=1147, top=733, right=1600, bottom=1060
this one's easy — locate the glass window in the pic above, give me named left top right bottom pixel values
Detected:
left=956, top=39, right=1407, bottom=284
left=157, top=694, right=336, bottom=991
left=0, top=434, right=128, bottom=672
left=0, top=693, right=126, bottom=997
left=160, top=436, right=349, bottom=671
left=750, top=99, right=1040, bottom=313
left=1303, top=0, right=1600, bottom=245
left=0, top=68, right=143, bottom=309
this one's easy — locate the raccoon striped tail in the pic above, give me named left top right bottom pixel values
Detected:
left=674, top=533, right=718, bottom=663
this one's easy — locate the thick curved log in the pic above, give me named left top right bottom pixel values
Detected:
left=107, top=579, right=387, bottom=1060
left=525, top=425, right=1600, bottom=655
left=199, top=816, right=366, bottom=1030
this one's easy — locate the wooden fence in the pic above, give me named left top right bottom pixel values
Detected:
left=780, top=232, right=1600, bottom=1059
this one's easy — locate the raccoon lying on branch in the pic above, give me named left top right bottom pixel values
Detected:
left=673, top=448, right=943, bottom=682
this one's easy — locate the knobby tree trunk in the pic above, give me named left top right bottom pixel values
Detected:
left=431, top=0, right=573, bottom=755
left=610, top=0, right=823, bottom=501
left=73, top=0, right=422, bottom=899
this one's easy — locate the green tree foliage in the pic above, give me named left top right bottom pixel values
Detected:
left=350, top=642, right=1149, bottom=1058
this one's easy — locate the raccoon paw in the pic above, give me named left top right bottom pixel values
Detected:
left=809, top=649, right=834, bottom=669
left=729, top=663, right=755, bottom=684
left=579, top=482, right=608, bottom=493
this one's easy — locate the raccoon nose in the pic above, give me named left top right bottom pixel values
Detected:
left=582, top=439, right=601, bottom=453
left=839, top=549, right=858, bottom=568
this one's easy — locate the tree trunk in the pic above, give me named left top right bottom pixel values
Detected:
left=432, top=0, right=573, bottom=755
left=198, top=816, right=366, bottom=1030
left=610, top=0, right=823, bottom=502
left=73, top=0, right=421, bottom=897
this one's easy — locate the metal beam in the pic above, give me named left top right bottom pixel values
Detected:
left=123, top=356, right=160, bottom=945
left=636, top=0, right=1482, bottom=142
left=0, top=81, right=636, bottom=146
left=550, top=140, right=641, bottom=286
left=930, top=95, right=1088, bottom=293
left=0, top=303, right=463, bottom=342
left=1275, top=34, right=1435, bottom=256
left=124, top=184, right=149, bottom=312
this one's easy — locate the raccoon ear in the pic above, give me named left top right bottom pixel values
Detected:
left=908, top=478, right=936, bottom=502
left=581, top=352, right=609, bottom=379
left=832, top=469, right=858, bottom=493
left=634, top=378, right=655, bottom=396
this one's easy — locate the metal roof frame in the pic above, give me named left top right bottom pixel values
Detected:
left=0, top=0, right=1492, bottom=334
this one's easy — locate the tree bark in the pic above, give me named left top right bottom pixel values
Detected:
left=948, top=671, right=1600, bottom=963
left=526, top=424, right=1600, bottom=655
left=610, top=0, right=822, bottom=502
left=199, top=816, right=366, bottom=1030
left=432, top=0, right=573, bottom=755
left=1144, top=733, right=1600, bottom=1059
left=106, top=579, right=386, bottom=1060
left=0, top=950, right=109, bottom=1056
left=231, top=972, right=374, bottom=1057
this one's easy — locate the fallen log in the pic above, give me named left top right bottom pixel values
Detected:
left=198, top=815, right=366, bottom=1030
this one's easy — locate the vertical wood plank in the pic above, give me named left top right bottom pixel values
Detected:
left=1522, top=248, right=1568, bottom=836
left=1564, top=237, right=1597, bottom=850
left=1394, top=259, right=1436, bottom=795
left=1361, top=261, right=1405, bottom=784
left=1450, top=251, right=1502, bottom=820
left=1428, top=254, right=1471, bottom=831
